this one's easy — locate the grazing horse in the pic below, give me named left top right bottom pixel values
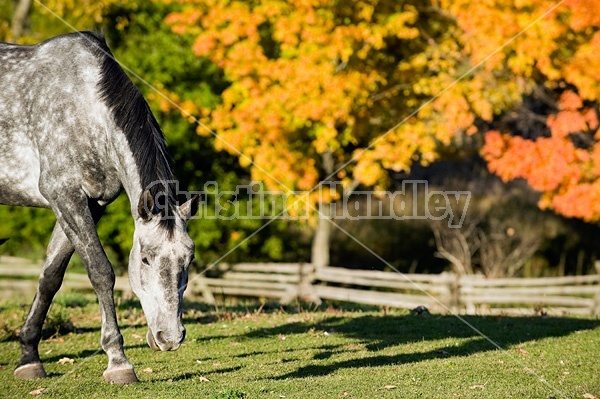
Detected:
left=0, top=31, right=200, bottom=384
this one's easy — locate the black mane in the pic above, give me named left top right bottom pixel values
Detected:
left=85, top=31, right=176, bottom=233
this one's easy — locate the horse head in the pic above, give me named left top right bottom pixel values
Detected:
left=128, top=190, right=199, bottom=351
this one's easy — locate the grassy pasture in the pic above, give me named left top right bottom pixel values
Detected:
left=0, top=295, right=599, bottom=399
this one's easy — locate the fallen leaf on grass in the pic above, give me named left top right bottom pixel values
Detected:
left=198, top=376, right=210, bottom=382
left=341, top=392, right=350, bottom=397
left=29, top=388, right=45, bottom=395
left=132, top=333, right=142, bottom=339
left=142, top=368, right=152, bottom=373
left=469, top=385, right=485, bottom=389
left=278, top=334, right=286, bottom=341
left=583, top=394, right=598, bottom=399
left=58, top=357, right=74, bottom=365
left=517, top=348, right=529, bottom=355
left=384, top=385, right=397, bottom=389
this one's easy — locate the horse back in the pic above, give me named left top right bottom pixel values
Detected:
left=0, top=32, right=123, bottom=207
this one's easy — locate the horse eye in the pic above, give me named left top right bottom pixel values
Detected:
left=142, top=256, right=150, bottom=265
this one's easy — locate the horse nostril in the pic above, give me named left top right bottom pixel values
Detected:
left=180, top=328, right=186, bottom=343
left=155, top=330, right=167, bottom=345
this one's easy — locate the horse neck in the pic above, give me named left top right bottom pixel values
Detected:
left=113, top=142, right=177, bottom=227
left=109, top=133, right=143, bottom=216
left=91, top=32, right=174, bottom=222
left=110, top=130, right=174, bottom=219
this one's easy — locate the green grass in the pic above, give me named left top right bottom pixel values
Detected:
left=0, top=296, right=599, bottom=399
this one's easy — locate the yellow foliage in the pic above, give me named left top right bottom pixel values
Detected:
left=163, top=0, right=527, bottom=210
left=39, top=0, right=123, bottom=27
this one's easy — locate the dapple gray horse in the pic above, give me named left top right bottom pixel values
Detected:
left=0, top=31, right=200, bottom=384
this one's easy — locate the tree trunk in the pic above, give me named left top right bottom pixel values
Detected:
left=311, top=200, right=331, bottom=270
left=311, top=150, right=334, bottom=271
left=11, top=0, right=33, bottom=42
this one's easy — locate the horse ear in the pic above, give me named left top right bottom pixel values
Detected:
left=180, top=194, right=200, bottom=221
left=138, top=190, right=154, bottom=221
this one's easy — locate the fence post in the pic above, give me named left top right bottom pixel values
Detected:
left=298, top=263, right=322, bottom=305
left=194, top=275, right=216, bottom=305
left=439, top=271, right=460, bottom=313
left=462, top=274, right=479, bottom=315
left=593, top=261, right=600, bottom=316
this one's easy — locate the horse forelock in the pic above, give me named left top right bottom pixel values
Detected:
left=86, top=32, right=177, bottom=235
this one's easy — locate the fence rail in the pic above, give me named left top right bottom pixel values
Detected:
left=192, top=262, right=600, bottom=316
left=2, top=256, right=599, bottom=316
left=0, top=256, right=131, bottom=298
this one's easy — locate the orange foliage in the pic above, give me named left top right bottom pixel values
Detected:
left=483, top=91, right=600, bottom=221
left=444, top=0, right=600, bottom=221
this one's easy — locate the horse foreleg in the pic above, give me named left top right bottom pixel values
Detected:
left=41, top=192, right=137, bottom=384
left=14, top=223, right=74, bottom=380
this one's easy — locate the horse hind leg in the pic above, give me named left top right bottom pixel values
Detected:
left=14, top=223, right=74, bottom=380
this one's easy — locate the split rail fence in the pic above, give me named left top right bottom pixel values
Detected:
left=2, top=256, right=599, bottom=316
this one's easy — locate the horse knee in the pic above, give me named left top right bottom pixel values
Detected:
left=88, top=268, right=116, bottom=292
left=18, top=324, right=41, bottom=347
left=37, top=273, right=64, bottom=296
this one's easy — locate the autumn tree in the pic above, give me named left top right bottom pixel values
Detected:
left=164, top=0, right=521, bottom=268
left=440, top=0, right=600, bottom=222
left=483, top=91, right=600, bottom=222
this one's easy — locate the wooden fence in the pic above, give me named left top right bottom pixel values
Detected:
left=2, top=256, right=599, bottom=316
left=0, top=256, right=131, bottom=298
left=192, top=262, right=600, bottom=316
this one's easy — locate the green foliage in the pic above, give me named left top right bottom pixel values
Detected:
left=53, top=292, right=94, bottom=308
left=0, top=206, right=55, bottom=259
left=95, top=194, right=134, bottom=267
left=0, top=0, right=11, bottom=41
left=0, top=302, right=27, bottom=342
left=43, top=304, right=74, bottom=337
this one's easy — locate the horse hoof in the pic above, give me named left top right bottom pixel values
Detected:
left=14, top=363, right=47, bottom=380
left=103, top=368, right=138, bottom=384
left=147, top=329, right=160, bottom=351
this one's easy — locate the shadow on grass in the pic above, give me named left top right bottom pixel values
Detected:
left=42, top=348, right=104, bottom=363
left=152, top=366, right=244, bottom=383
left=234, top=312, right=600, bottom=380
left=41, top=343, right=152, bottom=364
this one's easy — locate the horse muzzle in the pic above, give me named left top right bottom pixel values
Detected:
left=146, top=327, right=185, bottom=351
